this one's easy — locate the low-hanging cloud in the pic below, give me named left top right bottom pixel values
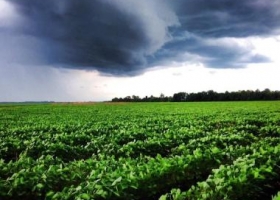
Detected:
left=152, top=32, right=270, bottom=69
left=2, top=0, right=280, bottom=76
left=171, top=0, right=280, bottom=37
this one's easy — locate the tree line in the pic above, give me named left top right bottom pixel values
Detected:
left=112, top=89, right=280, bottom=102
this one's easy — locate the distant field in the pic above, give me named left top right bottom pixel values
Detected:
left=0, top=101, right=280, bottom=199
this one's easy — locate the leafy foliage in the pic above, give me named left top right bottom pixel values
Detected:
left=0, top=101, right=280, bottom=199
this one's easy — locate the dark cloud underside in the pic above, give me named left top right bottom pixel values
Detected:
left=3, top=0, right=280, bottom=75
left=173, top=0, right=280, bottom=37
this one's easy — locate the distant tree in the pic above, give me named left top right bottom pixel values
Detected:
left=160, top=93, right=165, bottom=102
left=173, top=92, right=187, bottom=102
left=132, top=95, right=140, bottom=102
left=111, top=89, right=280, bottom=102
left=124, top=96, right=131, bottom=102
left=112, top=97, right=119, bottom=102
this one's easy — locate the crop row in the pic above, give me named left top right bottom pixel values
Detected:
left=1, top=138, right=279, bottom=199
left=0, top=102, right=280, bottom=199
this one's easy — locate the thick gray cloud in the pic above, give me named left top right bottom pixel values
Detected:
left=171, top=0, right=280, bottom=37
left=6, top=0, right=178, bottom=75
left=152, top=32, right=270, bottom=69
left=2, top=0, right=280, bottom=75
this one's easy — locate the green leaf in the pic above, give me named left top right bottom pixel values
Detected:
left=46, top=191, right=55, bottom=198
left=112, top=176, right=122, bottom=186
left=80, top=193, right=90, bottom=200
left=36, top=183, right=44, bottom=189
left=76, top=186, right=82, bottom=191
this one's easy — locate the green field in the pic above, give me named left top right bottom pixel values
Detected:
left=1, top=101, right=280, bottom=199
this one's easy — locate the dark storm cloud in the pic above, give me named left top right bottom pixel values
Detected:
left=152, top=32, right=270, bottom=69
left=7, top=0, right=178, bottom=75
left=3, top=0, right=280, bottom=75
left=171, top=0, right=280, bottom=37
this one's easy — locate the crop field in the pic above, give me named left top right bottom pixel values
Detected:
left=0, top=101, right=280, bottom=200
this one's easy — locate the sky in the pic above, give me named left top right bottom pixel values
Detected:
left=0, top=0, right=280, bottom=102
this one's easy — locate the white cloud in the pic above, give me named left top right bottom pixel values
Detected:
left=208, top=35, right=280, bottom=64
left=250, top=35, right=280, bottom=63
left=0, top=0, right=21, bottom=28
